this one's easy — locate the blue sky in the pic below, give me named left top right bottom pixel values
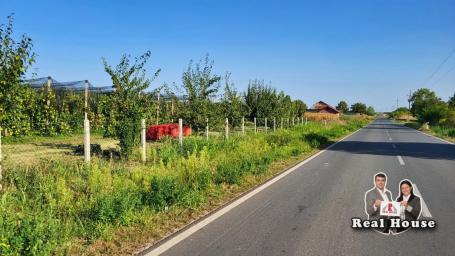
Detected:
left=1, top=0, right=454, bottom=111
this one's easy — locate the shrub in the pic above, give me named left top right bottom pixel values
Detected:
left=145, top=174, right=182, bottom=210
left=303, top=133, right=329, bottom=148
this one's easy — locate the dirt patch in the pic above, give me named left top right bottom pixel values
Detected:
left=2, top=134, right=119, bottom=167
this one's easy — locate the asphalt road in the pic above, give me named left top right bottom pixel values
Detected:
left=145, top=118, right=455, bottom=256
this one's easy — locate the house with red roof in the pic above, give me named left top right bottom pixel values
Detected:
left=312, top=101, right=340, bottom=115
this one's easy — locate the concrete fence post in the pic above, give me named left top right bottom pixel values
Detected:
left=273, top=117, right=276, bottom=132
left=254, top=117, right=257, bottom=133
left=206, top=118, right=209, bottom=141
left=141, top=119, right=146, bottom=163
left=0, top=127, right=2, bottom=191
left=156, top=94, right=160, bottom=125
left=265, top=117, right=268, bottom=132
left=179, top=118, right=183, bottom=146
left=281, top=117, right=283, bottom=129
left=171, top=101, right=174, bottom=116
left=46, top=77, right=51, bottom=129
left=305, top=117, right=308, bottom=125
left=292, top=117, right=295, bottom=126
left=84, top=119, right=91, bottom=163
left=225, top=118, right=229, bottom=139
left=84, top=80, right=89, bottom=121
left=242, top=117, right=245, bottom=135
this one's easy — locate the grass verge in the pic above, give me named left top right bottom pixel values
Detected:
left=394, top=119, right=455, bottom=143
left=0, top=117, right=371, bottom=255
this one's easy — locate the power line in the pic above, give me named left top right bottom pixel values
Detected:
left=430, top=63, right=455, bottom=87
left=421, top=47, right=455, bottom=87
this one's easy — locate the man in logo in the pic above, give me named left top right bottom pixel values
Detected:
left=364, top=172, right=393, bottom=234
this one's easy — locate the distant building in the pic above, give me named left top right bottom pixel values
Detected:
left=310, top=101, right=340, bottom=115
left=304, top=101, right=340, bottom=121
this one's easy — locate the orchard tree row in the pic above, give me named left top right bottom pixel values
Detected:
left=0, top=15, right=311, bottom=156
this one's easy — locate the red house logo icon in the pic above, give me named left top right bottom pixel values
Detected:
left=382, top=202, right=397, bottom=214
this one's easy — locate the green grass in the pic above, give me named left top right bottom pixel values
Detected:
left=0, top=118, right=370, bottom=255
left=400, top=120, right=455, bottom=142
left=430, top=125, right=455, bottom=138
left=1, top=133, right=118, bottom=167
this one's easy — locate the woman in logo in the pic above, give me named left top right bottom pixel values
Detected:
left=395, top=179, right=422, bottom=233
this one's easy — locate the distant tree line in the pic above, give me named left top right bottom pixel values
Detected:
left=335, top=100, right=375, bottom=116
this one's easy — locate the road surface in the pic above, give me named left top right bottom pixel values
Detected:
left=144, top=118, right=455, bottom=256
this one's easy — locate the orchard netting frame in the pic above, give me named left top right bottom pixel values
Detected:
left=23, top=77, right=114, bottom=93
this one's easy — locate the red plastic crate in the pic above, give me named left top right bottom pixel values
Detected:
left=146, top=123, right=192, bottom=141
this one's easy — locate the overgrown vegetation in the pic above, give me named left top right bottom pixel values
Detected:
left=392, top=89, right=455, bottom=140
left=0, top=117, right=369, bottom=255
left=389, top=107, right=412, bottom=120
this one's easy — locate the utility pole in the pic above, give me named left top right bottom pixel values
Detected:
left=396, top=98, right=399, bottom=110
left=407, top=90, right=412, bottom=110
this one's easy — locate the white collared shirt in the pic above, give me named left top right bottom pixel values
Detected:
left=377, top=187, right=390, bottom=202
left=402, top=194, right=413, bottom=212
left=403, top=194, right=410, bottom=201
left=373, top=187, right=390, bottom=212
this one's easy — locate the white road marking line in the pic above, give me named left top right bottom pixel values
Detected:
left=142, top=128, right=364, bottom=256
left=394, top=122, right=454, bottom=145
left=397, top=155, right=405, bottom=165
left=413, top=184, right=433, bottom=218
left=392, top=144, right=396, bottom=149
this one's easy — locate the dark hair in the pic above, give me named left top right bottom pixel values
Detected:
left=374, top=173, right=386, bottom=181
left=397, top=179, right=415, bottom=202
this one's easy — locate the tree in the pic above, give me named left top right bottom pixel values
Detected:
left=410, top=88, right=448, bottom=125
left=292, top=100, right=307, bottom=117
left=366, top=106, right=376, bottom=116
left=33, top=84, right=58, bottom=135
left=221, top=72, right=244, bottom=127
left=102, top=51, right=160, bottom=158
left=420, top=102, right=448, bottom=125
left=448, top=92, right=455, bottom=109
left=336, top=101, right=349, bottom=113
left=244, top=80, right=260, bottom=120
left=244, top=80, right=281, bottom=119
left=350, top=102, right=367, bottom=114
left=0, top=14, right=36, bottom=136
left=410, top=88, right=439, bottom=115
left=275, top=91, right=292, bottom=118
left=180, top=55, right=221, bottom=130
